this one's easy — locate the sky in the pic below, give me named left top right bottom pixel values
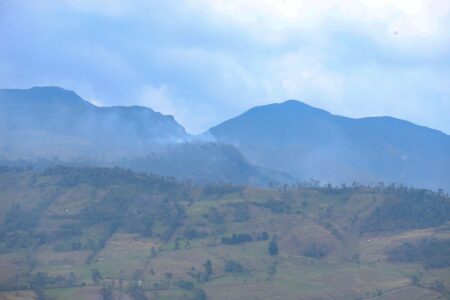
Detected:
left=1, top=0, right=450, bottom=134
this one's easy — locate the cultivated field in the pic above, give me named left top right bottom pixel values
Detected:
left=0, top=167, right=449, bottom=299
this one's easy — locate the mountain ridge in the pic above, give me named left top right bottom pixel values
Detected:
left=209, top=99, right=450, bottom=190
left=0, top=86, right=291, bottom=186
left=211, top=99, right=449, bottom=139
left=0, top=86, right=191, bottom=159
left=1, top=86, right=449, bottom=190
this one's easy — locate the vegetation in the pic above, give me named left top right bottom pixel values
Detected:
left=220, top=233, right=253, bottom=245
left=268, top=240, right=278, bottom=256
left=223, top=260, right=244, bottom=274
left=0, top=166, right=449, bottom=299
left=388, top=238, right=450, bottom=268
left=362, top=189, right=450, bottom=233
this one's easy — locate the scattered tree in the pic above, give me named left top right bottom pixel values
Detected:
left=268, top=240, right=278, bottom=256
left=224, top=260, right=244, bottom=274
left=203, top=259, right=213, bottom=281
left=91, top=269, right=103, bottom=285
left=100, top=285, right=114, bottom=300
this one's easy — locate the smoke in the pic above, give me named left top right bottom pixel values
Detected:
left=0, top=87, right=191, bottom=161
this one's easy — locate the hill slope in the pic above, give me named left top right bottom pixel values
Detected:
left=0, top=166, right=449, bottom=300
left=208, top=100, right=450, bottom=190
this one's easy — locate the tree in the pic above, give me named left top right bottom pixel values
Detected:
left=175, top=280, right=194, bottom=291
left=65, top=272, right=78, bottom=287
left=221, top=233, right=252, bottom=245
left=430, top=280, right=445, bottom=292
left=261, top=232, right=269, bottom=241
left=223, top=260, right=244, bottom=273
left=100, top=285, right=114, bottom=300
left=91, top=269, right=103, bottom=285
left=268, top=240, right=278, bottom=256
left=127, top=285, right=148, bottom=300
left=303, top=243, right=328, bottom=258
left=30, top=272, right=49, bottom=289
left=195, top=288, right=207, bottom=300
left=174, top=240, right=180, bottom=250
left=203, top=259, right=213, bottom=280
left=150, top=246, right=157, bottom=258
left=35, top=289, right=47, bottom=300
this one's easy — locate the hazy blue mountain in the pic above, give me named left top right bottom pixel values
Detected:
left=120, top=142, right=293, bottom=185
left=0, top=87, right=290, bottom=185
left=208, top=100, right=450, bottom=190
left=0, top=86, right=190, bottom=159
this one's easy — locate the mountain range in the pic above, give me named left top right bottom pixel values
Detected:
left=209, top=100, right=450, bottom=190
left=0, top=86, right=190, bottom=159
left=1, top=86, right=449, bottom=190
left=0, top=87, right=290, bottom=185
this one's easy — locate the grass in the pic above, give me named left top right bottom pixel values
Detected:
left=1, top=169, right=450, bottom=299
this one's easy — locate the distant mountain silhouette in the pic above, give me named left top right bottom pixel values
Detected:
left=120, top=142, right=293, bottom=185
left=208, top=100, right=450, bottom=190
left=2, top=87, right=449, bottom=189
left=0, top=86, right=190, bottom=159
left=0, top=87, right=290, bottom=185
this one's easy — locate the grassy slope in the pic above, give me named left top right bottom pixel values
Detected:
left=0, top=168, right=449, bottom=300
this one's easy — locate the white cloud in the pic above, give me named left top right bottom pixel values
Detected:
left=1, top=0, right=450, bottom=134
left=267, top=50, right=346, bottom=102
left=138, top=84, right=218, bottom=134
left=200, top=0, right=450, bottom=48
left=138, top=85, right=176, bottom=115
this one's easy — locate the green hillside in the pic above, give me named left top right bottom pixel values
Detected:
left=0, top=166, right=449, bottom=300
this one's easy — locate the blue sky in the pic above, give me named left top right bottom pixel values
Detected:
left=1, top=0, right=450, bottom=134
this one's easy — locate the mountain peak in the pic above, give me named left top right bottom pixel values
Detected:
left=245, top=99, right=332, bottom=119
left=0, top=86, right=91, bottom=108
left=29, top=86, right=74, bottom=93
left=209, top=99, right=450, bottom=190
left=210, top=99, right=331, bottom=135
left=277, top=99, right=331, bottom=113
left=280, top=99, right=310, bottom=106
left=25, top=86, right=81, bottom=98
left=0, top=86, right=192, bottom=159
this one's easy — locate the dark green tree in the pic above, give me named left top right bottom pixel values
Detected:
left=268, top=240, right=278, bottom=256
left=223, top=260, right=244, bottom=273
left=91, top=269, right=103, bottom=285
left=35, top=289, right=47, bottom=300
left=150, top=246, right=157, bottom=258
left=100, top=285, right=114, bottom=300
left=202, top=259, right=213, bottom=281
left=195, top=288, right=207, bottom=300
left=127, top=284, right=148, bottom=300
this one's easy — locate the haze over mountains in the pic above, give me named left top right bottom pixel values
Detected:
left=0, top=86, right=190, bottom=159
left=0, top=87, right=289, bottom=185
left=209, top=100, right=450, bottom=190
left=1, top=86, right=449, bottom=190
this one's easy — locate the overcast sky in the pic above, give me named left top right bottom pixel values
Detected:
left=1, top=0, right=450, bottom=134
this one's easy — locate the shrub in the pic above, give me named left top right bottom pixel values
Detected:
left=224, top=260, right=244, bottom=274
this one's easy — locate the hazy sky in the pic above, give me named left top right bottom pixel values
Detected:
left=1, top=0, right=450, bottom=134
